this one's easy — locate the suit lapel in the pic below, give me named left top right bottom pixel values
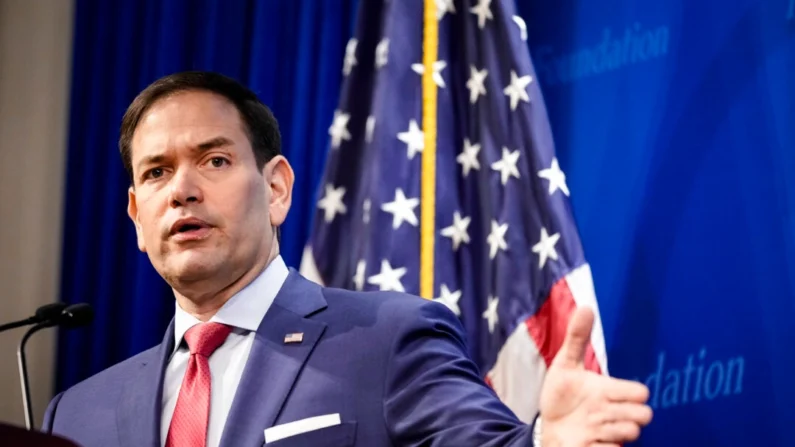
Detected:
left=117, top=319, right=175, bottom=447
left=219, top=271, right=327, bottom=447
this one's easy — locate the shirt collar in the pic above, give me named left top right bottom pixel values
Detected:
left=172, top=255, right=289, bottom=353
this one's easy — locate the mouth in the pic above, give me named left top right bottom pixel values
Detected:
left=170, top=218, right=213, bottom=242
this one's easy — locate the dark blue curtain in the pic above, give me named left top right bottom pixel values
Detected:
left=56, top=0, right=359, bottom=392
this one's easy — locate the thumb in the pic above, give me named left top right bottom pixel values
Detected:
left=553, top=306, right=594, bottom=369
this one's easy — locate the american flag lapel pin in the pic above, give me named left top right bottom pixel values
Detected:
left=284, top=332, right=304, bottom=344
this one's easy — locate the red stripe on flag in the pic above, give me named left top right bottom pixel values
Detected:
left=525, top=276, right=601, bottom=373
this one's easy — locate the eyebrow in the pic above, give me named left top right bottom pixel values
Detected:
left=136, top=136, right=235, bottom=172
left=196, top=136, right=234, bottom=151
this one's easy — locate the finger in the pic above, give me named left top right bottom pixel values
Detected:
left=603, top=377, right=650, bottom=403
left=596, top=421, right=642, bottom=443
left=553, top=306, right=594, bottom=368
left=603, top=402, right=654, bottom=426
left=591, top=444, right=620, bottom=447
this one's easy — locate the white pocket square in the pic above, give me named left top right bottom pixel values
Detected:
left=264, top=413, right=341, bottom=443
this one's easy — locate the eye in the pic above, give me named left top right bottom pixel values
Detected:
left=209, top=157, right=229, bottom=168
left=144, top=167, right=164, bottom=180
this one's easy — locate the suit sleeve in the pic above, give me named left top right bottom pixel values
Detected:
left=41, top=391, right=64, bottom=433
left=382, top=299, right=536, bottom=447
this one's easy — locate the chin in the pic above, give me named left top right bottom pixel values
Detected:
left=164, top=256, right=223, bottom=284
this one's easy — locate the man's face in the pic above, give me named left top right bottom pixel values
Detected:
left=127, top=90, right=291, bottom=289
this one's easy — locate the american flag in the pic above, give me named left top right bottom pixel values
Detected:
left=300, top=0, right=608, bottom=422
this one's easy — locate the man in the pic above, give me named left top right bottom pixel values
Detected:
left=43, top=71, right=652, bottom=447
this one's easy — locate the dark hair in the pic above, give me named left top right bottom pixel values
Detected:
left=119, top=71, right=281, bottom=183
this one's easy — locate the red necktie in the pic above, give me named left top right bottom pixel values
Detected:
left=165, top=322, right=233, bottom=447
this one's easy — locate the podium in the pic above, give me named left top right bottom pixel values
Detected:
left=0, top=423, right=81, bottom=446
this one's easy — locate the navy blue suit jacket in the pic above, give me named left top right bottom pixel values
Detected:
left=43, top=270, right=534, bottom=446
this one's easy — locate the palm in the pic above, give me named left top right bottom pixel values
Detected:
left=536, top=307, right=653, bottom=446
left=539, top=361, right=598, bottom=422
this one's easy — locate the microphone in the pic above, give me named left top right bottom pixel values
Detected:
left=54, top=303, right=94, bottom=329
left=17, top=303, right=94, bottom=429
left=0, top=302, right=67, bottom=333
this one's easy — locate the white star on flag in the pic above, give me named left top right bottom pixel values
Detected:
left=470, top=0, right=493, bottom=29
left=353, top=259, right=366, bottom=291
left=487, top=220, right=509, bottom=259
left=411, top=60, right=447, bottom=88
left=381, top=188, right=419, bottom=229
left=365, top=115, right=376, bottom=143
left=457, top=138, right=481, bottom=177
left=491, top=147, right=521, bottom=185
left=466, top=66, right=488, bottom=104
left=328, top=111, right=351, bottom=149
left=317, top=184, right=347, bottom=223
left=512, top=16, right=528, bottom=41
left=375, top=38, right=389, bottom=69
left=538, top=157, right=570, bottom=196
left=532, top=227, right=561, bottom=269
left=482, top=295, right=499, bottom=333
left=343, top=38, right=357, bottom=76
left=436, top=0, right=456, bottom=20
left=362, top=199, right=372, bottom=224
left=440, top=211, right=471, bottom=251
left=367, top=259, right=407, bottom=292
left=434, top=284, right=462, bottom=316
left=503, top=70, right=532, bottom=111
left=397, top=119, right=425, bottom=160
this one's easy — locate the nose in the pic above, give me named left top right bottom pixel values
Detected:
left=168, top=167, right=204, bottom=208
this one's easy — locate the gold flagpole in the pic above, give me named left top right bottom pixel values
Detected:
left=420, top=0, right=438, bottom=299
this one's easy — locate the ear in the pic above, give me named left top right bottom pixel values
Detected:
left=264, top=156, right=294, bottom=227
left=127, top=186, right=147, bottom=252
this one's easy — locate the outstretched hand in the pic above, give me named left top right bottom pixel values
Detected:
left=538, top=307, right=653, bottom=446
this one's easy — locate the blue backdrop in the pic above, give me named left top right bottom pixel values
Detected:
left=516, top=0, right=795, bottom=445
left=57, top=0, right=794, bottom=445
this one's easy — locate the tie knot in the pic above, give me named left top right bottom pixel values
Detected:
left=183, top=322, right=232, bottom=357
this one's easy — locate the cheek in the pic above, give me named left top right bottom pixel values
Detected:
left=203, top=175, right=270, bottom=236
left=136, top=196, right=166, bottom=243
left=232, top=178, right=270, bottom=227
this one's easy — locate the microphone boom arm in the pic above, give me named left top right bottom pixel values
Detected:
left=0, top=318, right=36, bottom=333
left=0, top=303, right=67, bottom=334
left=17, top=321, right=53, bottom=430
left=14, top=303, right=93, bottom=430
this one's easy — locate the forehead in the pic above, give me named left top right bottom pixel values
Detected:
left=131, top=90, right=247, bottom=158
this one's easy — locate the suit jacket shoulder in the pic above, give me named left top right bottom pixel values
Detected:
left=314, top=285, right=444, bottom=335
left=56, top=344, right=162, bottom=404
left=43, top=335, right=169, bottom=446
